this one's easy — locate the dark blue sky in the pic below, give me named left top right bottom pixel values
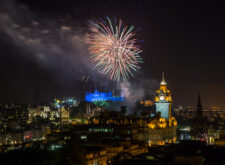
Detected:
left=0, top=0, right=225, bottom=108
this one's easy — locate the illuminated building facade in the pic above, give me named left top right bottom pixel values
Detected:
left=140, top=100, right=154, bottom=107
left=54, top=98, right=79, bottom=109
left=28, top=106, right=50, bottom=123
left=0, top=104, right=29, bottom=125
left=89, top=106, right=177, bottom=146
left=85, top=90, right=124, bottom=102
left=155, top=73, right=172, bottom=119
left=85, top=147, right=107, bottom=165
left=0, top=133, right=23, bottom=146
left=23, top=127, right=48, bottom=142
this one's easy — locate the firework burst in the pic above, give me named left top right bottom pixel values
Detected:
left=86, top=17, right=143, bottom=81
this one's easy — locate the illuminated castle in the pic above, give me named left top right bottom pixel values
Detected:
left=155, top=73, right=172, bottom=119
left=85, top=90, right=124, bottom=102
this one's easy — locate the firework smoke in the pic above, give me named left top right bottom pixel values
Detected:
left=0, top=0, right=115, bottom=101
left=120, top=77, right=158, bottom=113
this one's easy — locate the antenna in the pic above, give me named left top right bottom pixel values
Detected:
left=160, top=72, right=166, bottom=85
left=162, top=72, right=165, bottom=81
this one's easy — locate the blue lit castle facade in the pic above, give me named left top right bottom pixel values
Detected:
left=155, top=73, right=172, bottom=120
left=85, top=90, right=124, bottom=103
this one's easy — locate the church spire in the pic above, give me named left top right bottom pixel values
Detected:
left=161, top=72, right=167, bottom=85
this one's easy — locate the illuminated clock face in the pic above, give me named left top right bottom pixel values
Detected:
left=160, top=96, right=165, bottom=100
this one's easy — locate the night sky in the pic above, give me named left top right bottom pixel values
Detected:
left=0, top=0, right=225, bottom=108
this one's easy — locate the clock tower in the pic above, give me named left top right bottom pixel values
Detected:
left=155, top=73, right=172, bottom=119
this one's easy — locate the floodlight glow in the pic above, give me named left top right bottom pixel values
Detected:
left=85, top=90, right=124, bottom=102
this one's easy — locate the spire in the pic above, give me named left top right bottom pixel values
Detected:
left=160, top=72, right=167, bottom=85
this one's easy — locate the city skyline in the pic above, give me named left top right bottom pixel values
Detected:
left=1, top=1, right=225, bottom=164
